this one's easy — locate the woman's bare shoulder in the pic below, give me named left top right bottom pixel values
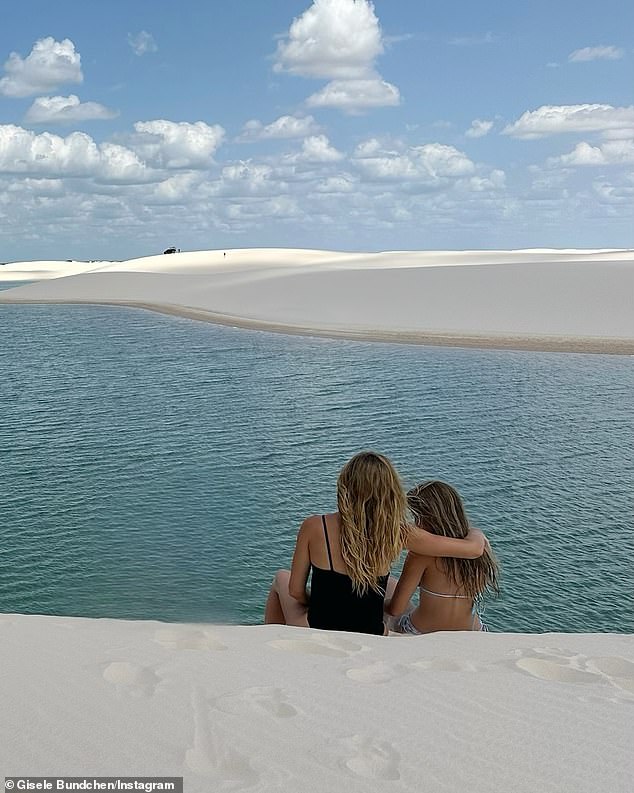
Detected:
left=299, top=512, right=338, bottom=537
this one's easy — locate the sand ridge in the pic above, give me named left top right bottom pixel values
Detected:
left=1, top=248, right=633, bottom=353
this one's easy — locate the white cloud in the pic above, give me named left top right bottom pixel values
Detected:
left=299, top=134, right=344, bottom=162
left=354, top=138, right=382, bottom=158
left=0, top=38, right=82, bottom=98
left=503, top=104, right=634, bottom=139
left=553, top=140, right=634, bottom=167
left=353, top=140, right=476, bottom=182
left=465, top=170, right=506, bottom=191
left=128, top=31, right=158, bottom=56
left=207, top=161, right=284, bottom=199
left=568, top=45, right=624, bottom=62
left=132, top=120, right=225, bottom=168
left=593, top=179, right=634, bottom=203
left=239, top=115, right=319, bottom=141
left=151, top=172, right=201, bottom=202
left=0, top=124, right=152, bottom=183
left=98, top=143, right=152, bottom=183
left=274, top=0, right=383, bottom=79
left=465, top=119, right=494, bottom=138
left=24, top=95, right=118, bottom=124
left=314, top=174, right=356, bottom=193
left=306, top=78, right=400, bottom=113
left=274, top=0, right=400, bottom=113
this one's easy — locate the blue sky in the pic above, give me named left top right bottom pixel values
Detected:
left=1, top=0, right=632, bottom=260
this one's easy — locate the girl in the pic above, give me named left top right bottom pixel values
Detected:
left=264, top=453, right=486, bottom=635
left=387, top=480, right=500, bottom=633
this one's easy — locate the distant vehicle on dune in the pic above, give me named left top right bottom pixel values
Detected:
left=163, top=246, right=180, bottom=254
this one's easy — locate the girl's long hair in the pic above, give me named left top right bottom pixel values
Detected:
left=407, top=481, right=500, bottom=600
left=337, top=451, right=407, bottom=595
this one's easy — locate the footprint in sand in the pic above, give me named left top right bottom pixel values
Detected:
left=346, top=661, right=409, bottom=684
left=587, top=657, right=634, bottom=695
left=515, top=656, right=598, bottom=684
left=185, top=688, right=260, bottom=789
left=511, top=648, right=617, bottom=686
left=102, top=661, right=162, bottom=698
left=214, top=686, right=298, bottom=718
left=153, top=627, right=226, bottom=651
left=268, top=633, right=365, bottom=658
left=339, top=735, right=401, bottom=781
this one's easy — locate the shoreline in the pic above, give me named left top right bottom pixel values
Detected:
left=1, top=247, right=633, bottom=355
left=2, top=295, right=634, bottom=354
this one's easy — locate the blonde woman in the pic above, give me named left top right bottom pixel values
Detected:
left=264, top=452, right=486, bottom=635
left=386, top=481, right=500, bottom=633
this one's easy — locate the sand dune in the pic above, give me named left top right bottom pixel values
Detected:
left=1, top=614, right=632, bottom=791
left=1, top=248, right=633, bottom=352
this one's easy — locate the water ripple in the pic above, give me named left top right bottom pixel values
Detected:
left=0, top=303, right=633, bottom=631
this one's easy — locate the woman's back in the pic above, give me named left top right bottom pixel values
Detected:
left=306, top=513, right=388, bottom=635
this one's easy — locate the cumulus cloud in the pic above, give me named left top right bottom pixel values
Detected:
left=503, top=104, right=634, bottom=139
left=465, top=119, right=494, bottom=138
left=274, top=0, right=383, bottom=79
left=128, top=31, right=158, bottom=56
left=274, top=0, right=400, bottom=113
left=151, top=172, right=201, bottom=202
left=0, top=124, right=152, bottom=183
left=132, top=120, right=225, bottom=168
left=552, top=140, right=634, bottom=167
left=239, top=114, right=320, bottom=141
left=0, top=37, right=82, bottom=98
left=24, top=95, right=118, bottom=124
left=298, top=134, right=344, bottom=162
left=314, top=174, right=356, bottom=193
left=306, top=78, right=399, bottom=113
left=210, top=162, right=283, bottom=198
left=568, top=45, right=624, bottom=62
left=352, top=140, right=476, bottom=183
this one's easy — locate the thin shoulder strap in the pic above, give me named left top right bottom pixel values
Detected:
left=321, top=515, right=334, bottom=571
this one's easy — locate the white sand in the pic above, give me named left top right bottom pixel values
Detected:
left=0, top=260, right=110, bottom=281
left=1, top=615, right=632, bottom=791
left=1, top=248, right=633, bottom=352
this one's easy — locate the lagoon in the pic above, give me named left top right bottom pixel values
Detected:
left=1, top=301, right=633, bottom=632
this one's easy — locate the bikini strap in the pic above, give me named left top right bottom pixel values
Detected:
left=322, top=515, right=334, bottom=571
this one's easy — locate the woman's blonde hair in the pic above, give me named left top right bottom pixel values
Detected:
left=337, top=451, right=407, bottom=595
left=407, top=481, right=500, bottom=600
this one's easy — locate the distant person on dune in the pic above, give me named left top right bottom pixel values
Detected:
left=264, top=451, right=486, bottom=635
left=386, top=481, right=500, bottom=633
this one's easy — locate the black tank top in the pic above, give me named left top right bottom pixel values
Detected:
left=307, top=515, right=387, bottom=636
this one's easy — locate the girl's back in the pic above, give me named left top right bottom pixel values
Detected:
left=388, top=481, right=499, bottom=634
left=417, top=555, right=482, bottom=632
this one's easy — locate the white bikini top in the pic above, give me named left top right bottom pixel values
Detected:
left=420, top=585, right=470, bottom=599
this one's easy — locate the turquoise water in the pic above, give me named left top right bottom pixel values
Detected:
left=1, top=300, right=633, bottom=632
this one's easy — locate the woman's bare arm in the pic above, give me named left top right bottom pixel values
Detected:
left=386, top=553, right=427, bottom=616
left=405, top=526, right=486, bottom=558
left=288, top=520, right=312, bottom=605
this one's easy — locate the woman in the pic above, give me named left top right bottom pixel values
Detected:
left=264, top=452, right=486, bottom=635
left=386, top=480, right=500, bottom=633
